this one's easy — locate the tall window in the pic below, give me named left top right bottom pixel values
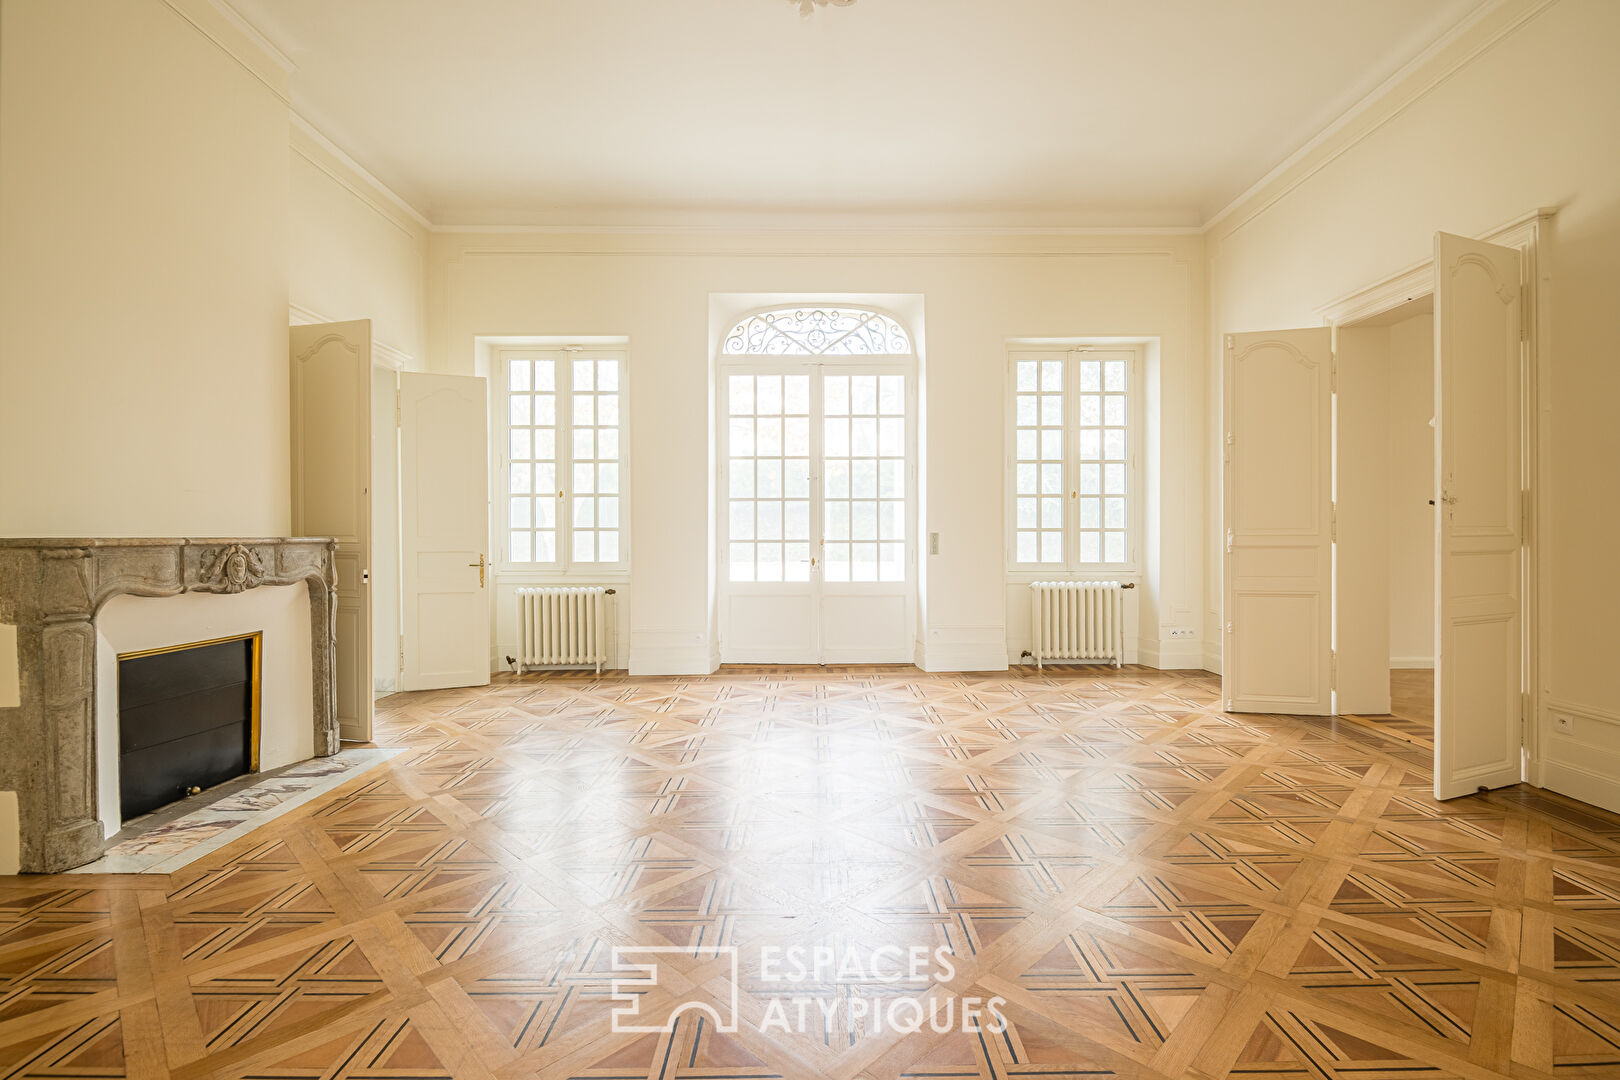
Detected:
left=720, top=306, right=913, bottom=585
left=500, top=347, right=626, bottom=570
left=1008, top=347, right=1137, bottom=570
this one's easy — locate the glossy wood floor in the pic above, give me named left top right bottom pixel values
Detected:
left=3, top=666, right=1619, bottom=1079
left=1343, top=669, right=1435, bottom=747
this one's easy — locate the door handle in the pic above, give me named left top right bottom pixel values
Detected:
left=468, top=553, right=486, bottom=587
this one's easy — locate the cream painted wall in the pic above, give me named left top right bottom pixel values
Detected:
left=289, top=129, right=427, bottom=363
left=1207, top=0, right=1620, bottom=804
left=1387, top=312, right=1435, bottom=666
left=427, top=232, right=1206, bottom=673
left=0, top=0, right=291, bottom=538
left=288, top=130, right=430, bottom=693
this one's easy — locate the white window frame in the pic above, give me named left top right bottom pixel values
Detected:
left=494, top=344, right=630, bottom=576
left=1006, top=345, right=1141, bottom=576
left=715, top=304, right=919, bottom=664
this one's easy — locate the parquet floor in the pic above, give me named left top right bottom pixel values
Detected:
left=4, top=665, right=1620, bottom=1080
left=1343, top=669, right=1435, bottom=747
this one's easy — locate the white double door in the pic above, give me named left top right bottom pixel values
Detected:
left=1223, top=231, right=1525, bottom=801
left=719, top=361, right=915, bottom=664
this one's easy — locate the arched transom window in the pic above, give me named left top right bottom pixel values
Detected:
left=723, top=307, right=912, bottom=357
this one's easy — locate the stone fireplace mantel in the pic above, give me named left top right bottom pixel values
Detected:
left=0, top=538, right=337, bottom=872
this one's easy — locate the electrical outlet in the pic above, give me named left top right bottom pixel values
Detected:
left=1167, top=628, right=1196, bottom=639
left=929, top=532, right=940, bottom=555
left=1554, top=714, right=1574, bottom=734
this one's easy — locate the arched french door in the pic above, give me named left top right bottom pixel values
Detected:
left=717, top=307, right=916, bottom=663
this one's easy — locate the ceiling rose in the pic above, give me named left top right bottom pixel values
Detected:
left=790, top=0, right=856, bottom=15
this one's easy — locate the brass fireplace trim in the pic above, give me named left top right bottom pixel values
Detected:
left=117, top=630, right=263, bottom=772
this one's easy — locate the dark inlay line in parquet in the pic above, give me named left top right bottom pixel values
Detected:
left=2, top=665, right=1618, bottom=1080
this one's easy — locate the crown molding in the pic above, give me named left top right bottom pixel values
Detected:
left=206, top=0, right=295, bottom=73
left=290, top=114, right=433, bottom=234
left=213, top=0, right=1540, bottom=241
left=160, top=0, right=288, bottom=104
left=429, top=221, right=1203, bottom=238
left=1203, top=0, right=1558, bottom=239
left=437, top=229, right=1204, bottom=260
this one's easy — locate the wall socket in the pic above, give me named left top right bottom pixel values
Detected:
left=1167, top=628, right=1196, bottom=639
left=929, top=532, right=940, bottom=555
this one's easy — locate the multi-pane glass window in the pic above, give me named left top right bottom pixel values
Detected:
left=824, top=373, right=906, bottom=582
left=721, top=307, right=914, bottom=589
left=1010, top=348, right=1135, bottom=569
left=503, top=348, right=625, bottom=568
left=728, top=373, right=812, bottom=582
left=1014, top=356, right=1067, bottom=564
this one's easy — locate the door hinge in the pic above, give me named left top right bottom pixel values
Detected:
left=1330, top=650, right=1337, bottom=689
left=395, top=387, right=403, bottom=427
left=1330, top=501, right=1337, bottom=543
left=1520, top=284, right=1529, bottom=339
left=398, top=636, right=405, bottom=671
left=1521, top=492, right=1530, bottom=540
left=1330, top=352, right=1339, bottom=395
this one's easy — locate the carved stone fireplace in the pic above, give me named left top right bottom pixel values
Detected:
left=0, top=538, right=337, bottom=872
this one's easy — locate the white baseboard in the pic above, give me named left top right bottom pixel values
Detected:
left=924, top=645, right=1009, bottom=673
left=1537, top=698, right=1620, bottom=814
left=627, top=628, right=715, bottom=676
left=1391, top=657, right=1434, bottom=669
left=1202, top=642, right=1222, bottom=675
left=1136, top=638, right=1204, bottom=671
left=923, top=625, right=1008, bottom=673
left=629, top=647, right=716, bottom=676
left=1538, top=761, right=1620, bottom=816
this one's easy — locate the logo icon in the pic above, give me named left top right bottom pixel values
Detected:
left=610, top=945, right=741, bottom=1034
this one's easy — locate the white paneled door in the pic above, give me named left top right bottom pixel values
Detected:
left=720, top=365, right=914, bottom=663
left=1222, top=328, right=1334, bottom=715
left=399, top=373, right=491, bottom=690
left=291, top=320, right=372, bottom=742
left=1434, top=232, right=1524, bottom=799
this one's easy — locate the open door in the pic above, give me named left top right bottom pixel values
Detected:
left=1433, top=233, right=1523, bottom=799
left=291, top=321, right=373, bottom=742
left=399, top=372, right=491, bottom=690
left=1223, top=328, right=1333, bottom=715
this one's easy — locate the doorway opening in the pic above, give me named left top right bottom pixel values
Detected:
left=1334, top=294, right=1436, bottom=742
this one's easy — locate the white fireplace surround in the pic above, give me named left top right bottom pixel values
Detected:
left=94, top=586, right=314, bottom=839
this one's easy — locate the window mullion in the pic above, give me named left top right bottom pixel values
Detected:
left=558, top=351, right=573, bottom=573
left=1067, top=350, right=1079, bottom=573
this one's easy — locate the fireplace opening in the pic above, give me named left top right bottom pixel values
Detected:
left=117, top=632, right=262, bottom=821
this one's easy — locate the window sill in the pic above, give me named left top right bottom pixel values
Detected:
left=1005, top=568, right=1140, bottom=583
left=494, top=567, right=632, bottom=581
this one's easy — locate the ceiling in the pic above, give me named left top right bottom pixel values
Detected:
left=230, top=0, right=1487, bottom=228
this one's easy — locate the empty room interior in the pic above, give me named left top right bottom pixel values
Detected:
left=3, top=0, right=1620, bottom=1076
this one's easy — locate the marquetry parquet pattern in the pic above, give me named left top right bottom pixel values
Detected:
left=2, top=666, right=1619, bottom=1080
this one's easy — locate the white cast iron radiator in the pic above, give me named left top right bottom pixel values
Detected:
left=516, top=587, right=611, bottom=674
left=1029, top=581, right=1129, bottom=669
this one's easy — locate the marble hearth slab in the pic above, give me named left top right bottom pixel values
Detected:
left=66, top=747, right=403, bottom=874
